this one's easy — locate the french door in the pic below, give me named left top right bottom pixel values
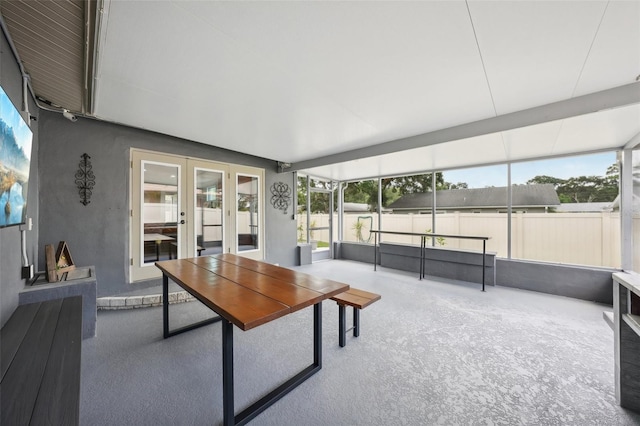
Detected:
left=130, top=150, right=264, bottom=282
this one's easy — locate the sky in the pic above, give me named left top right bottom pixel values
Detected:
left=442, top=151, right=616, bottom=188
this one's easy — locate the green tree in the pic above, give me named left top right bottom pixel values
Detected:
left=526, top=163, right=619, bottom=203
left=343, top=173, right=447, bottom=211
left=525, top=175, right=566, bottom=189
left=300, top=172, right=475, bottom=213
left=442, top=181, right=468, bottom=189
left=297, top=176, right=334, bottom=213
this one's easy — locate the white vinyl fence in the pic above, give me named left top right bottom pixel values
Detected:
left=299, top=212, right=637, bottom=269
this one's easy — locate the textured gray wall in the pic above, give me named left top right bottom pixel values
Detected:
left=0, top=32, right=40, bottom=327
left=496, top=259, right=615, bottom=305
left=37, top=111, right=297, bottom=297
left=338, top=242, right=615, bottom=304
left=335, top=241, right=377, bottom=264
left=378, top=243, right=496, bottom=286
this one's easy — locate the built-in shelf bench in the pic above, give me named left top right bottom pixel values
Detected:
left=612, top=272, right=640, bottom=413
left=21, top=266, right=97, bottom=339
left=1, top=296, right=83, bottom=425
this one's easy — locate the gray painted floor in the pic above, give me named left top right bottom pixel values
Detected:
left=81, top=260, right=640, bottom=425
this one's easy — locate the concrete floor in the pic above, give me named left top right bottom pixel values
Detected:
left=81, top=260, right=640, bottom=425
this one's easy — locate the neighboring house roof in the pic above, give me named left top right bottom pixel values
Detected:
left=555, top=202, right=613, bottom=213
left=387, top=184, right=560, bottom=210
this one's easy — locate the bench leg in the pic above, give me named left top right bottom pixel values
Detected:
left=338, top=305, right=346, bottom=347
left=353, top=307, right=360, bottom=338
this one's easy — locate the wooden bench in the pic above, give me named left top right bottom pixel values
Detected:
left=331, top=288, right=381, bottom=347
left=1, top=296, right=83, bottom=425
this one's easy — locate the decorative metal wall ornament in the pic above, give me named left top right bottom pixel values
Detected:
left=270, top=182, right=291, bottom=214
left=75, top=153, right=95, bottom=206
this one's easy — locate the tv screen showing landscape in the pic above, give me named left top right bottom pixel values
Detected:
left=0, top=86, right=33, bottom=228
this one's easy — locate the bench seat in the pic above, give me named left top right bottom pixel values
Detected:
left=331, top=288, right=381, bottom=347
left=1, top=296, right=82, bottom=425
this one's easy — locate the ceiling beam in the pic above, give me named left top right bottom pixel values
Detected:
left=623, top=132, right=640, bottom=150
left=289, top=81, right=640, bottom=173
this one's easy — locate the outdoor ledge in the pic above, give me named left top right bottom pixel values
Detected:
left=97, top=291, right=195, bottom=310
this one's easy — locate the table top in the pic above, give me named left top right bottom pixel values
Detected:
left=144, top=233, right=175, bottom=242
left=155, top=254, right=349, bottom=331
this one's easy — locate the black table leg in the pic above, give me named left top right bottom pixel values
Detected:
left=353, top=307, right=360, bottom=338
left=222, top=318, right=234, bottom=426
left=338, top=304, right=346, bottom=347
left=162, top=273, right=221, bottom=339
left=231, top=302, right=323, bottom=426
left=314, top=302, right=322, bottom=367
left=163, top=274, right=169, bottom=338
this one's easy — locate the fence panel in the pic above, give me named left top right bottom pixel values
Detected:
left=343, top=212, right=629, bottom=269
left=457, top=213, right=507, bottom=255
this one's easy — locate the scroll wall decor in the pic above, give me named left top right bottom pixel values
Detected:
left=270, top=182, right=291, bottom=214
left=75, top=153, right=95, bottom=206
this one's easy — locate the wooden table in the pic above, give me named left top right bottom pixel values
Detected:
left=155, top=254, right=349, bottom=426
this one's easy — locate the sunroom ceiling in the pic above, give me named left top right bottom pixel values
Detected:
left=302, top=101, right=640, bottom=181
left=3, top=1, right=640, bottom=181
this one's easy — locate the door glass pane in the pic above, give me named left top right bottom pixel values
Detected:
left=310, top=191, right=330, bottom=252
left=196, top=169, right=224, bottom=256
left=237, top=175, right=259, bottom=251
left=142, top=162, right=179, bottom=264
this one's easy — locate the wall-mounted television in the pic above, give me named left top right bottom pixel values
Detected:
left=0, top=85, right=33, bottom=228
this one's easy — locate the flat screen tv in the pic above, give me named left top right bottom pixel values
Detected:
left=0, top=85, right=33, bottom=228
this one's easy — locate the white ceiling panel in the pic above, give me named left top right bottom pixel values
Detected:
left=95, top=1, right=383, bottom=161
left=499, top=121, right=563, bottom=160
left=173, top=1, right=496, bottom=135
left=469, top=1, right=608, bottom=115
left=302, top=132, right=507, bottom=181
left=573, top=1, right=640, bottom=96
left=304, top=103, right=640, bottom=182
left=70, top=1, right=640, bottom=181
left=94, top=1, right=500, bottom=162
left=552, top=104, right=640, bottom=155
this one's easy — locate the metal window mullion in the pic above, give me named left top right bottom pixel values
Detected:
left=378, top=178, right=383, bottom=241
left=621, top=149, right=633, bottom=271
left=507, top=163, right=512, bottom=259
left=306, top=176, right=311, bottom=243
left=432, top=172, right=436, bottom=247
